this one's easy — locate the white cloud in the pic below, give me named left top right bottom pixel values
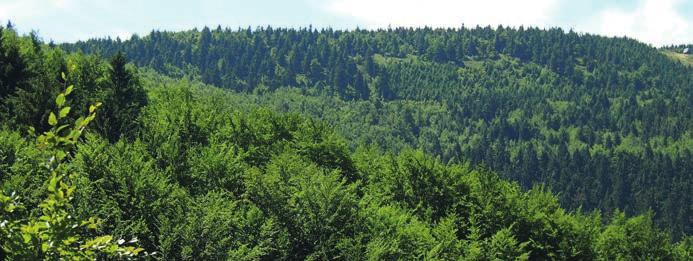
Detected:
left=325, top=0, right=560, bottom=28
left=325, top=0, right=693, bottom=46
left=0, top=0, right=128, bottom=42
left=0, top=0, right=71, bottom=20
left=53, top=0, right=74, bottom=9
left=587, top=0, right=691, bottom=46
left=0, top=1, right=40, bottom=21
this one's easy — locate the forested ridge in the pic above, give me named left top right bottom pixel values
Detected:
left=0, top=22, right=693, bottom=260
left=63, top=25, right=693, bottom=239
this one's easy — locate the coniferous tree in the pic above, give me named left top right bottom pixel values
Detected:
left=96, top=52, right=147, bottom=142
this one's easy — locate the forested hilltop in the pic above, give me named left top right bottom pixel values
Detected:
left=1, top=24, right=691, bottom=259
left=64, top=25, right=693, bottom=238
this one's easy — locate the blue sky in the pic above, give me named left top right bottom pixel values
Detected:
left=0, top=0, right=691, bottom=46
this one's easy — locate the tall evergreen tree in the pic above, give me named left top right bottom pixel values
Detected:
left=97, top=52, right=147, bottom=142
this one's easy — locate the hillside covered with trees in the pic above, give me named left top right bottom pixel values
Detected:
left=64, top=25, right=693, bottom=239
left=0, top=24, right=691, bottom=259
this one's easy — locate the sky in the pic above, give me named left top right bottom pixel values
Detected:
left=0, top=0, right=691, bottom=46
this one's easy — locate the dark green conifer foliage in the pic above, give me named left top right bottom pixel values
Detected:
left=96, top=52, right=147, bottom=142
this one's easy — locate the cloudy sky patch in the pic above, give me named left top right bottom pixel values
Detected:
left=0, top=0, right=690, bottom=46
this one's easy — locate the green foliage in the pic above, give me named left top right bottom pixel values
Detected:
left=69, top=25, right=693, bottom=237
left=596, top=211, right=676, bottom=260
left=158, top=192, right=283, bottom=260
left=359, top=203, right=438, bottom=260
left=95, top=51, right=148, bottom=142
left=0, top=25, right=690, bottom=259
left=1, top=27, right=147, bottom=143
left=246, top=153, right=359, bottom=260
left=186, top=142, right=247, bottom=195
left=0, top=82, right=143, bottom=259
left=1, top=69, right=689, bottom=259
left=361, top=149, right=469, bottom=222
left=485, top=227, right=531, bottom=260
left=70, top=136, right=186, bottom=253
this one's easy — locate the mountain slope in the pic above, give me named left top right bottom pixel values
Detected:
left=64, top=26, right=693, bottom=237
left=1, top=26, right=692, bottom=258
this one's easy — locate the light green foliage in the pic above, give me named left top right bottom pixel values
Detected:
left=360, top=203, right=437, bottom=260
left=70, top=136, right=185, bottom=253
left=485, top=227, right=531, bottom=260
left=596, top=211, right=676, bottom=260
left=361, top=149, right=469, bottom=222
left=246, top=153, right=359, bottom=260
left=672, top=237, right=692, bottom=259
left=158, top=192, right=283, bottom=260
left=186, top=142, right=247, bottom=195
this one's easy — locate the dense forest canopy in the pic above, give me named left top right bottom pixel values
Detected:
left=62, top=25, right=693, bottom=239
left=0, top=21, right=691, bottom=259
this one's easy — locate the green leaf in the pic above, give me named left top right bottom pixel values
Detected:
left=55, top=124, right=69, bottom=133
left=75, top=116, right=84, bottom=127
left=56, top=150, right=66, bottom=161
left=48, top=112, right=58, bottom=126
left=56, top=93, right=66, bottom=107
left=48, top=177, right=58, bottom=192
left=61, top=72, right=66, bottom=81
left=65, top=85, right=74, bottom=95
left=59, top=107, right=71, bottom=118
left=68, top=130, right=80, bottom=140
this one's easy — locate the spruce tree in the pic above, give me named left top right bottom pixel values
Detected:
left=97, top=52, right=147, bottom=142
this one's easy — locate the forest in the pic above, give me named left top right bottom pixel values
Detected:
left=64, top=25, right=693, bottom=238
left=0, top=23, right=691, bottom=259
